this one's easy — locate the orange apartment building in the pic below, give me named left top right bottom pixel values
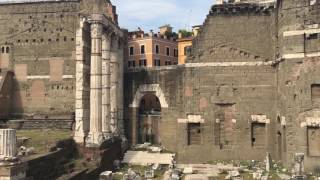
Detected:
left=127, top=25, right=178, bottom=68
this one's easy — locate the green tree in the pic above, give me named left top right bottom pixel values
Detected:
left=178, top=29, right=192, bottom=38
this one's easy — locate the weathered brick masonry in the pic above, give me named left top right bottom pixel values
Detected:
left=0, top=0, right=118, bottom=117
left=124, top=0, right=320, bottom=172
left=0, top=0, right=319, bottom=173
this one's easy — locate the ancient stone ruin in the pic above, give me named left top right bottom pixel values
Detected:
left=0, top=0, right=318, bottom=179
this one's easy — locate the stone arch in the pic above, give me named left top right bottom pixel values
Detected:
left=129, top=84, right=168, bottom=108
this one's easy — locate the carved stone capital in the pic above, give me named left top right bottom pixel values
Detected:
left=90, top=22, right=103, bottom=38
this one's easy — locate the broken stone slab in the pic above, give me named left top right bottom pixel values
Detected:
left=217, top=164, right=244, bottom=173
left=183, top=167, right=193, bottom=174
left=122, top=151, right=175, bottom=165
left=225, top=170, right=241, bottom=180
left=148, top=146, right=162, bottom=153
left=291, top=175, right=307, bottom=180
left=229, top=170, right=240, bottom=177
left=99, top=171, right=113, bottom=180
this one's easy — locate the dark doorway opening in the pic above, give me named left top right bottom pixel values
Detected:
left=138, top=93, right=161, bottom=144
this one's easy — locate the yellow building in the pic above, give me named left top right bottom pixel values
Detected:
left=177, top=25, right=201, bottom=65
left=177, top=37, right=193, bottom=65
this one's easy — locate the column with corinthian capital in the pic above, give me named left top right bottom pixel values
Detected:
left=86, top=22, right=103, bottom=146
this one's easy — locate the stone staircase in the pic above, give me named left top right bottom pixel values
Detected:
left=0, top=69, right=14, bottom=120
left=122, top=150, right=175, bottom=165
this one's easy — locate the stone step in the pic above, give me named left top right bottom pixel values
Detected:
left=122, top=151, right=175, bottom=165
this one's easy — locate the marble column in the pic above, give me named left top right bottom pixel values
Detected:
left=110, top=36, right=119, bottom=135
left=117, top=42, right=125, bottom=137
left=74, top=17, right=90, bottom=144
left=102, top=33, right=112, bottom=138
left=87, top=21, right=104, bottom=146
left=0, top=129, right=16, bottom=159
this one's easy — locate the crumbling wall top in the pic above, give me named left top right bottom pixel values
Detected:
left=210, top=2, right=275, bottom=15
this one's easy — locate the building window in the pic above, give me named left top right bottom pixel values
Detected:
left=308, top=127, right=320, bottom=156
left=312, top=84, right=320, bottom=106
left=6, top=47, right=9, bottom=53
left=174, top=49, right=178, bottom=57
left=188, top=123, right=201, bottom=145
left=129, top=46, right=134, bottom=56
left=155, top=45, right=159, bottom=54
left=306, top=33, right=318, bottom=40
left=139, top=59, right=147, bottom=67
left=154, top=59, right=161, bottom=66
left=184, top=46, right=191, bottom=56
left=128, top=60, right=136, bottom=68
left=140, top=45, right=145, bottom=54
left=165, top=61, right=171, bottom=65
left=251, top=123, right=266, bottom=147
left=166, top=47, right=170, bottom=56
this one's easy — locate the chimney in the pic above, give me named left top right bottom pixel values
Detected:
left=159, top=24, right=172, bottom=35
left=148, top=30, right=154, bottom=37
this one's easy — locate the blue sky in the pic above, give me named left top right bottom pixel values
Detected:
left=111, top=0, right=216, bottom=32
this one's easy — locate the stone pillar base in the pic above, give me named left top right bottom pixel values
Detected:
left=85, top=132, right=104, bottom=147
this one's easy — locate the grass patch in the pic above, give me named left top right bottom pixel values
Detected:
left=16, top=129, right=72, bottom=154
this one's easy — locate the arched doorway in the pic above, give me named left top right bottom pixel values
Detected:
left=138, top=93, right=161, bottom=144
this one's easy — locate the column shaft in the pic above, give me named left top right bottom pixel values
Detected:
left=0, top=129, right=16, bottom=159
left=117, top=46, right=125, bottom=136
left=74, top=17, right=90, bottom=144
left=102, top=33, right=112, bottom=137
left=87, top=22, right=103, bottom=146
left=110, top=37, right=119, bottom=134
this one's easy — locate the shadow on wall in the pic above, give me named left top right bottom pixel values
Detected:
left=11, top=74, right=24, bottom=119
left=0, top=70, right=16, bottom=121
